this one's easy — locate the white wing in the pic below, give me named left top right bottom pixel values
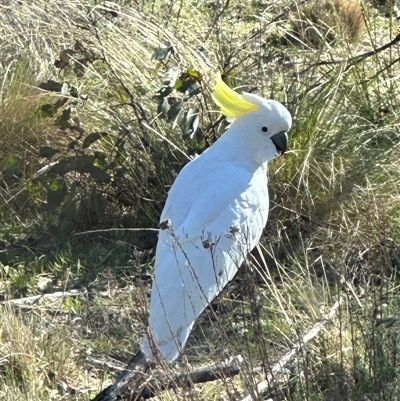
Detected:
left=141, top=156, right=269, bottom=362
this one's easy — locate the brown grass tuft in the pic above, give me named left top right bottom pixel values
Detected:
left=291, top=0, right=366, bottom=46
left=335, top=0, right=366, bottom=41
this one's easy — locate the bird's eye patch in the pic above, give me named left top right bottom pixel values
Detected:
left=261, top=127, right=268, bottom=132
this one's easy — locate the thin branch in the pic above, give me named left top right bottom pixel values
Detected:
left=346, top=33, right=400, bottom=66
left=300, top=33, right=400, bottom=74
left=141, top=122, right=191, bottom=160
left=90, top=354, right=245, bottom=401
left=1, top=290, right=84, bottom=306
left=73, top=227, right=159, bottom=236
left=240, top=299, right=341, bottom=401
left=361, top=55, right=400, bottom=83
left=139, top=358, right=244, bottom=399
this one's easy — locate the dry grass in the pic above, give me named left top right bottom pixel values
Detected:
left=1, top=0, right=400, bottom=400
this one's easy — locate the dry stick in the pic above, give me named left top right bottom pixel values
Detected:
left=73, top=227, right=159, bottom=236
left=240, top=299, right=341, bottom=401
left=90, top=354, right=244, bottom=401
left=300, top=33, right=400, bottom=75
left=0, top=290, right=84, bottom=306
left=139, top=359, right=244, bottom=400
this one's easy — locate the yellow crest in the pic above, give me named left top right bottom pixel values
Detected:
left=212, top=75, right=259, bottom=120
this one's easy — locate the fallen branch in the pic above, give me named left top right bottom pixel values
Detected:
left=90, top=353, right=244, bottom=401
left=0, top=290, right=84, bottom=306
left=74, top=227, right=158, bottom=236
left=140, top=358, right=243, bottom=399
left=240, top=299, right=341, bottom=401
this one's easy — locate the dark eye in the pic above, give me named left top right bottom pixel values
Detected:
left=261, top=126, right=268, bottom=132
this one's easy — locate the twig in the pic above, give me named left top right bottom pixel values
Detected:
left=73, top=227, right=159, bottom=236
left=85, top=356, right=126, bottom=373
left=1, top=290, right=84, bottom=306
left=240, top=299, right=341, bottom=401
left=300, top=33, right=400, bottom=74
left=345, top=33, right=400, bottom=67
left=141, top=122, right=191, bottom=160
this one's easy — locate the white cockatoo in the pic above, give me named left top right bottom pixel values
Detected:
left=141, top=75, right=292, bottom=363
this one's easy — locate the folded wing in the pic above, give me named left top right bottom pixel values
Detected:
left=141, top=159, right=269, bottom=362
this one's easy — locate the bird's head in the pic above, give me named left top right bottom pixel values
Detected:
left=212, top=75, right=292, bottom=156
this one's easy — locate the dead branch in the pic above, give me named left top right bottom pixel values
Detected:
left=90, top=353, right=244, bottom=401
left=300, top=33, right=400, bottom=74
left=73, top=227, right=158, bottom=236
left=0, top=290, right=84, bottom=306
left=140, top=359, right=243, bottom=399
left=240, top=299, right=341, bottom=401
left=90, top=351, right=150, bottom=401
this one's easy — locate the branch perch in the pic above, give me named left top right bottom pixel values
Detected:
left=90, top=354, right=244, bottom=401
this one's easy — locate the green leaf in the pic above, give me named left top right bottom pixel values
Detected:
left=90, top=188, right=105, bottom=219
left=176, top=78, right=196, bottom=93
left=47, top=179, right=68, bottom=208
left=85, top=164, right=111, bottom=182
left=186, top=82, right=201, bottom=98
left=82, top=132, right=108, bottom=149
left=174, top=78, right=183, bottom=91
left=39, top=146, right=59, bottom=159
left=2, top=165, right=22, bottom=179
left=1, top=154, right=22, bottom=168
left=38, top=80, right=64, bottom=92
left=182, top=108, right=200, bottom=138
left=40, top=104, right=56, bottom=117
left=151, top=46, right=173, bottom=61
left=157, top=97, right=169, bottom=118
left=45, top=155, right=111, bottom=183
left=167, top=101, right=182, bottom=121
left=94, top=152, right=108, bottom=168
left=28, top=180, right=43, bottom=195
left=49, top=180, right=61, bottom=191
left=74, top=155, right=111, bottom=182
left=58, top=108, right=72, bottom=130
left=154, top=86, right=173, bottom=99
left=176, top=79, right=201, bottom=98
left=1, top=153, right=23, bottom=181
left=168, top=64, right=180, bottom=87
left=187, top=66, right=201, bottom=79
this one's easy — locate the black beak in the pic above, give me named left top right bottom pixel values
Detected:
left=271, top=131, right=288, bottom=155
